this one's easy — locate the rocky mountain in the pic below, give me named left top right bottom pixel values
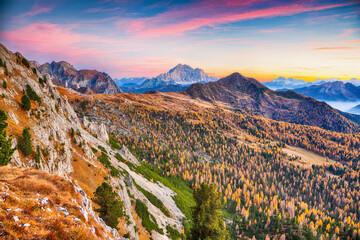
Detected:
left=119, top=64, right=218, bottom=93
left=33, top=60, right=122, bottom=94
left=292, top=81, right=360, bottom=102
left=155, top=64, right=218, bottom=85
left=0, top=44, right=184, bottom=239
left=264, top=76, right=360, bottom=90
left=263, top=76, right=311, bottom=90
left=184, top=72, right=359, bottom=133
left=114, top=77, right=147, bottom=87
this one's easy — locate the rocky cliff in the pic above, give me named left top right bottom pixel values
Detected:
left=0, top=43, right=184, bottom=240
left=32, top=60, right=122, bottom=94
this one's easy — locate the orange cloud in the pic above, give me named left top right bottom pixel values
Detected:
left=314, top=47, right=360, bottom=50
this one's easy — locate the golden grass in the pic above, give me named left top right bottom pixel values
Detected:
left=0, top=166, right=109, bottom=239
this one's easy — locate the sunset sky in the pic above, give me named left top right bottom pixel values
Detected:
left=0, top=0, right=359, bottom=81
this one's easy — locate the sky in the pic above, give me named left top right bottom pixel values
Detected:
left=0, top=0, right=359, bottom=81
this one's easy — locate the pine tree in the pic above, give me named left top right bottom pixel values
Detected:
left=21, top=94, right=31, bottom=111
left=190, top=182, right=228, bottom=240
left=2, top=81, right=7, bottom=89
left=0, top=110, right=16, bottom=165
left=93, top=182, right=123, bottom=229
left=18, top=128, right=32, bottom=156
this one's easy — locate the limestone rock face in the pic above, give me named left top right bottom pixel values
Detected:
left=1, top=43, right=184, bottom=240
left=82, top=117, right=109, bottom=142
left=118, top=145, right=139, bottom=166
left=34, top=60, right=122, bottom=94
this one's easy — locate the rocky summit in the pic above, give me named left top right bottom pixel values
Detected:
left=33, top=60, right=122, bottom=94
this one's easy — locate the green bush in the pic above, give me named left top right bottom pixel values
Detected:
left=134, top=181, right=171, bottom=217
left=109, top=135, right=121, bottom=150
left=21, top=95, right=31, bottom=111
left=4, top=65, right=8, bottom=76
left=166, top=225, right=182, bottom=240
left=93, top=182, right=123, bottom=229
left=35, top=145, right=41, bottom=163
left=21, top=57, right=30, bottom=68
left=97, top=152, right=120, bottom=178
left=32, top=67, right=37, bottom=76
left=26, top=84, right=41, bottom=103
left=0, top=110, right=16, bottom=165
left=2, top=81, right=7, bottom=89
left=39, top=77, right=44, bottom=87
left=135, top=199, right=163, bottom=235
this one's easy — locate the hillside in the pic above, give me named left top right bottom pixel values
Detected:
left=0, top=43, right=187, bottom=240
left=63, top=88, right=360, bottom=239
left=33, top=60, right=122, bottom=94
left=184, top=72, right=359, bottom=133
left=0, top=166, right=112, bottom=239
left=2, top=42, right=360, bottom=239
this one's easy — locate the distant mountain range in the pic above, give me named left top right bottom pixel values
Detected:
left=32, top=61, right=122, bottom=94
left=349, top=104, right=360, bottom=114
left=183, top=72, right=359, bottom=133
left=264, top=76, right=360, bottom=90
left=114, top=77, right=147, bottom=87
left=292, top=81, right=360, bottom=102
left=117, top=64, right=218, bottom=93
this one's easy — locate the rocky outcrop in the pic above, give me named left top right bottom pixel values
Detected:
left=1, top=43, right=184, bottom=240
left=82, top=116, right=109, bottom=142
left=33, top=60, right=122, bottom=94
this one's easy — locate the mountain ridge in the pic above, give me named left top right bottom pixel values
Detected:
left=264, top=76, right=360, bottom=90
left=33, top=60, right=122, bottom=94
left=118, top=64, right=218, bottom=93
left=184, top=72, right=359, bottom=133
left=292, top=81, right=360, bottom=102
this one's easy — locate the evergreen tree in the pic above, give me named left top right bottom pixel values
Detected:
left=2, top=81, right=7, bottom=89
left=0, top=110, right=16, bottom=165
left=18, top=128, right=32, bottom=156
left=25, top=84, right=41, bottom=103
left=21, top=94, right=31, bottom=111
left=4, top=63, right=8, bottom=76
left=93, top=182, right=123, bottom=229
left=190, top=183, right=228, bottom=240
left=21, top=57, right=30, bottom=68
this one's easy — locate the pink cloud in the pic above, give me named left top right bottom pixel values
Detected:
left=117, top=1, right=356, bottom=37
left=339, top=28, right=360, bottom=37
left=258, top=28, right=285, bottom=33
left=0, top=22, right=178, bottom=78
left=24, top=3, right=54, bottom=17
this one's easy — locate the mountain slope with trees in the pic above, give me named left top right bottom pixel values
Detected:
left=184, top=72, right=359, bottom=133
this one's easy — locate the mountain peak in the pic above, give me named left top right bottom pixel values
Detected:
left=154, top=64, right=218, bottom=85
left=218, top=72, right=267, bottom=92
left=35, top=60, right=122, bottom=94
